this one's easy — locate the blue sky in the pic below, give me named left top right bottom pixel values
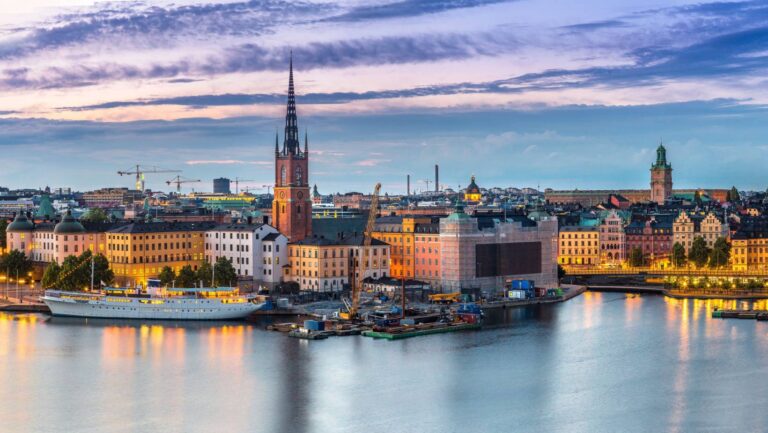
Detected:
left=0, top=0, right=767, bottom=194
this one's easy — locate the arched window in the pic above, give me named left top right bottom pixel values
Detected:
left=295, top=167, right=303, bottom=185
left=280, top=166, right=287, bottom=186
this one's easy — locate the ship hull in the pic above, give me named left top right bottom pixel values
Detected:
left=41, top=295, right=263, bottom=320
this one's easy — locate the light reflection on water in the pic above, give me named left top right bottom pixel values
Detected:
left=2, top=294, right=768, bottom=433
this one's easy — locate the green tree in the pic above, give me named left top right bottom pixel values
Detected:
left=177, top=265, right=197, bottom=288
left=671, top=242, right=687, bottom=268
left=80, top=208, right=109, bottom=223
left=196, top=260, right=213, bottom=287
left=629, top=247, right=645, bottom=267
left=58, top=254, right=90, bottom=291
left=0, top=218, right=7, bottom=249
left=709, top=237, right=731, bottom=269
left=728, top=186, right=740, bottom=203
left=214, top=257, right=237, bottom=287
left=91, top=253, right=114, bottom=287
left=41, top=262, right=61, bottom=288
left=0, top=249, right=33, bottom=279
left=557, top=264, right=566, bottom=281
left=689, top=236, right=710, bottom=268
left=158, top=266, right=176, bottom=287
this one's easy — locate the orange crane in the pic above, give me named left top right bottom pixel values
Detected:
left=340, top=182, right=381, bottom=321
left=118, top=165, right=181, bottom=191
left=166, top=176, right=201, bottom=193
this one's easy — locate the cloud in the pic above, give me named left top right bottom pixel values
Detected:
left=355, top=159, right=391, bottom=167
left=324, top=0, right=513, bottom=22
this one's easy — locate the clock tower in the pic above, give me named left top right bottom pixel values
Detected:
left=272, top=55, right=312, bottom=242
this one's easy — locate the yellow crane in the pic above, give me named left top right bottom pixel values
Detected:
left=118, top=165, right=181, bottom=191
left=340, top=182, right=381, bottom=321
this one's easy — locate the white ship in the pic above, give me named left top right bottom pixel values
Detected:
left=41, top=279, right=264, bottom=320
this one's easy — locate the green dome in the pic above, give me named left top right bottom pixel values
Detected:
left=6, top=213, right=34, bottom=232
left=54, top=210, right=85, bottom=234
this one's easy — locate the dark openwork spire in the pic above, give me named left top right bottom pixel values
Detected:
left=304, top=129, right=308, bottom=155
left=274, top=129, right=279, bottom=154
left=283, top=51, right=300, bottom=155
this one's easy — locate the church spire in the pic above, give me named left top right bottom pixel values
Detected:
left=275, top=129, right=279, bottom=154
left=304, top=129, right=308, bottom=155
left=283, top=51, right=300, bottom=155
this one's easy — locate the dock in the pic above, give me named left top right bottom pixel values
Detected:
left=712, top=309, right=768, bottom=320
left=362, top=322, right=481, bottom=340
left=481, top=285, right=586, bottom=311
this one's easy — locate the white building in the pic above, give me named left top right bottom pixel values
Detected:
left=204, top=223, right=287, bottom=288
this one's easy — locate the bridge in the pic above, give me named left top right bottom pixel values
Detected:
left=563, top=267, right=768, bottom=278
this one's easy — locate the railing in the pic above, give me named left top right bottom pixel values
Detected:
left=564, top=266, right=768, bottom=278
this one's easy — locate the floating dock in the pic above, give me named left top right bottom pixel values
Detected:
left=362, top=322, right=481, bottom=340
left=712, top=310, right=768, bottom=320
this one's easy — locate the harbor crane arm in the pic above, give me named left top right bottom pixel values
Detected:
left=118, top=165, right=181, bottom=191
left=343, top=182, right=381, bottom=320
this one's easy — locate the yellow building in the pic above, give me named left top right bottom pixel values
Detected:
left=286, top=234, right=389, bottom=292
left=731, top=236, right=768, bottom=271
left=106, top=222, right=214, bottom=286
left=372, top=216, right=435, bottom=279
left=558, top=226, right=600, bottom=266
left=464, top=175, right=482, bottom=203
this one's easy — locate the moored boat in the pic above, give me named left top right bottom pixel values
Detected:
left=41, top=279, right=263, bottom=320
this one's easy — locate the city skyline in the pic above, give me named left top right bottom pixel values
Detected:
left=1, top=0, right=767, bottom=192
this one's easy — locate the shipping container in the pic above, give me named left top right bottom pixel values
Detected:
left=304, top=320, right=324, bottom=331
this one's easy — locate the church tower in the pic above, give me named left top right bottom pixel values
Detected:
left=650, top=142, right=673, bottom=205
left=272, top=55, right=312, bottom=241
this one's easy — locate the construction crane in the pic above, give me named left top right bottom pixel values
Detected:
left=340, top=182, right=381, bottom=321
left=118, top=165, right=181, bottom=192
left=233, top=177, right=256, bottom=195
left=166, top=176, right=201, bottom=193
left=421, top=179, right=432, bottom=193
left=261, top=184, right=273, bottom=195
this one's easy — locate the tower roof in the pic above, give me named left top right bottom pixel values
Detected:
left=54, top=210, right=85, bottom=234
left=652, top=142, right=671, bottom=169
left=282, top=52, right=302, bottom=156
left=7, top=212, right=34, bottom=232
left=466, top=175, right=480, bottom=194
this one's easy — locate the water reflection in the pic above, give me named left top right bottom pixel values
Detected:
left=2, top=295, right=768, bottom=433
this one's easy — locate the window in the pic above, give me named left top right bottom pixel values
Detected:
left=280, top=166, right=287, bottom=186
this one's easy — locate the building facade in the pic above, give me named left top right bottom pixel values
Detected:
left=599, top=210, right=625, bottom=265
left=286, top=235, right=389, bottom=292
left=106, top=222, right=214, bottom=286
left=673, top=211, right=729, bottom=254
left=625, top=216, right=673, bottom=265
left=558, top=226, right=600, bottom=266
left=271, top=57, right=312, bottom=242
left=440, top=205, right=558, bottom=295
left=203, top=223, right=286, bottom=286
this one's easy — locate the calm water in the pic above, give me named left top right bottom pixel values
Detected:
left=2, top=293, right=768, bottom=433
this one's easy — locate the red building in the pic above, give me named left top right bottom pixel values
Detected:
left=625, top=216, right=673, bottom=265
left=271, top=56, right=312, bottom=242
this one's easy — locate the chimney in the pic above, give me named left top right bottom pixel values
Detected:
left=407, top=174, right=410, bottom=196
left=435, top=164, right=439, bottom=192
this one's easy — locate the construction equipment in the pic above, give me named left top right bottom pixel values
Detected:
left=339, top=182, right=381, bottom=321
left=233, top=177, right=255, bottom=194
left=166, top=176, right=201, bottom=193
left=118, top=165, right=181, bottom=191
left=428, top=292, right=461, bottom=304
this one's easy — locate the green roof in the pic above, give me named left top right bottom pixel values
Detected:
left=7, top=213, right=34, bottom=232
left=35, top=195, right=56, bottom=219
left=54, top=211, right=85, bottom=234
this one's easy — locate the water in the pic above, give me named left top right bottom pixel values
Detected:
left=2, top=292, right=768, bottom=433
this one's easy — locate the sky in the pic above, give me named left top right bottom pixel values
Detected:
left=0, top=0, right=767, bottom=194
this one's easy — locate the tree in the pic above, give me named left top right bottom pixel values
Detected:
left=629, top=247, right=645, bottom=267
left=671, top=242, right=687, bottom=268
left=0, top=249, right=33, bottom=278
left=91, top=253, right=114, bottom=287
left=158, top=266, right=176, bottom=287
left=81, top=208, right=109, bottom=223
left=214, top=257, right=237, bottom=287
left=58, top=254, right=90, bottom=291
left=709, top=237, right=730, bottom=268
left=196, top=260, right=213, bottom=287
left=0, top=218, right=7, bottom=249
left=728, top=186, right=740, bottom=203
left=41, top=262, right=61, bottom=288
left=688, top=236, right=710, bottom=268
left=557, top=264, right=566, bottom=281
left=177, top=265, right=197, bottom=288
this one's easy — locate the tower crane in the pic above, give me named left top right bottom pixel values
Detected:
left=421, top=179, right=432, bottom=193
left=118, top=165, right=181, bottom=192
left=233, top=177, right=256, bottom=195
left=261, top=184, right=273, bottom=195
left=166, top=176, right=201, bottom=194
left=340, top=182, right=381, bottom=321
